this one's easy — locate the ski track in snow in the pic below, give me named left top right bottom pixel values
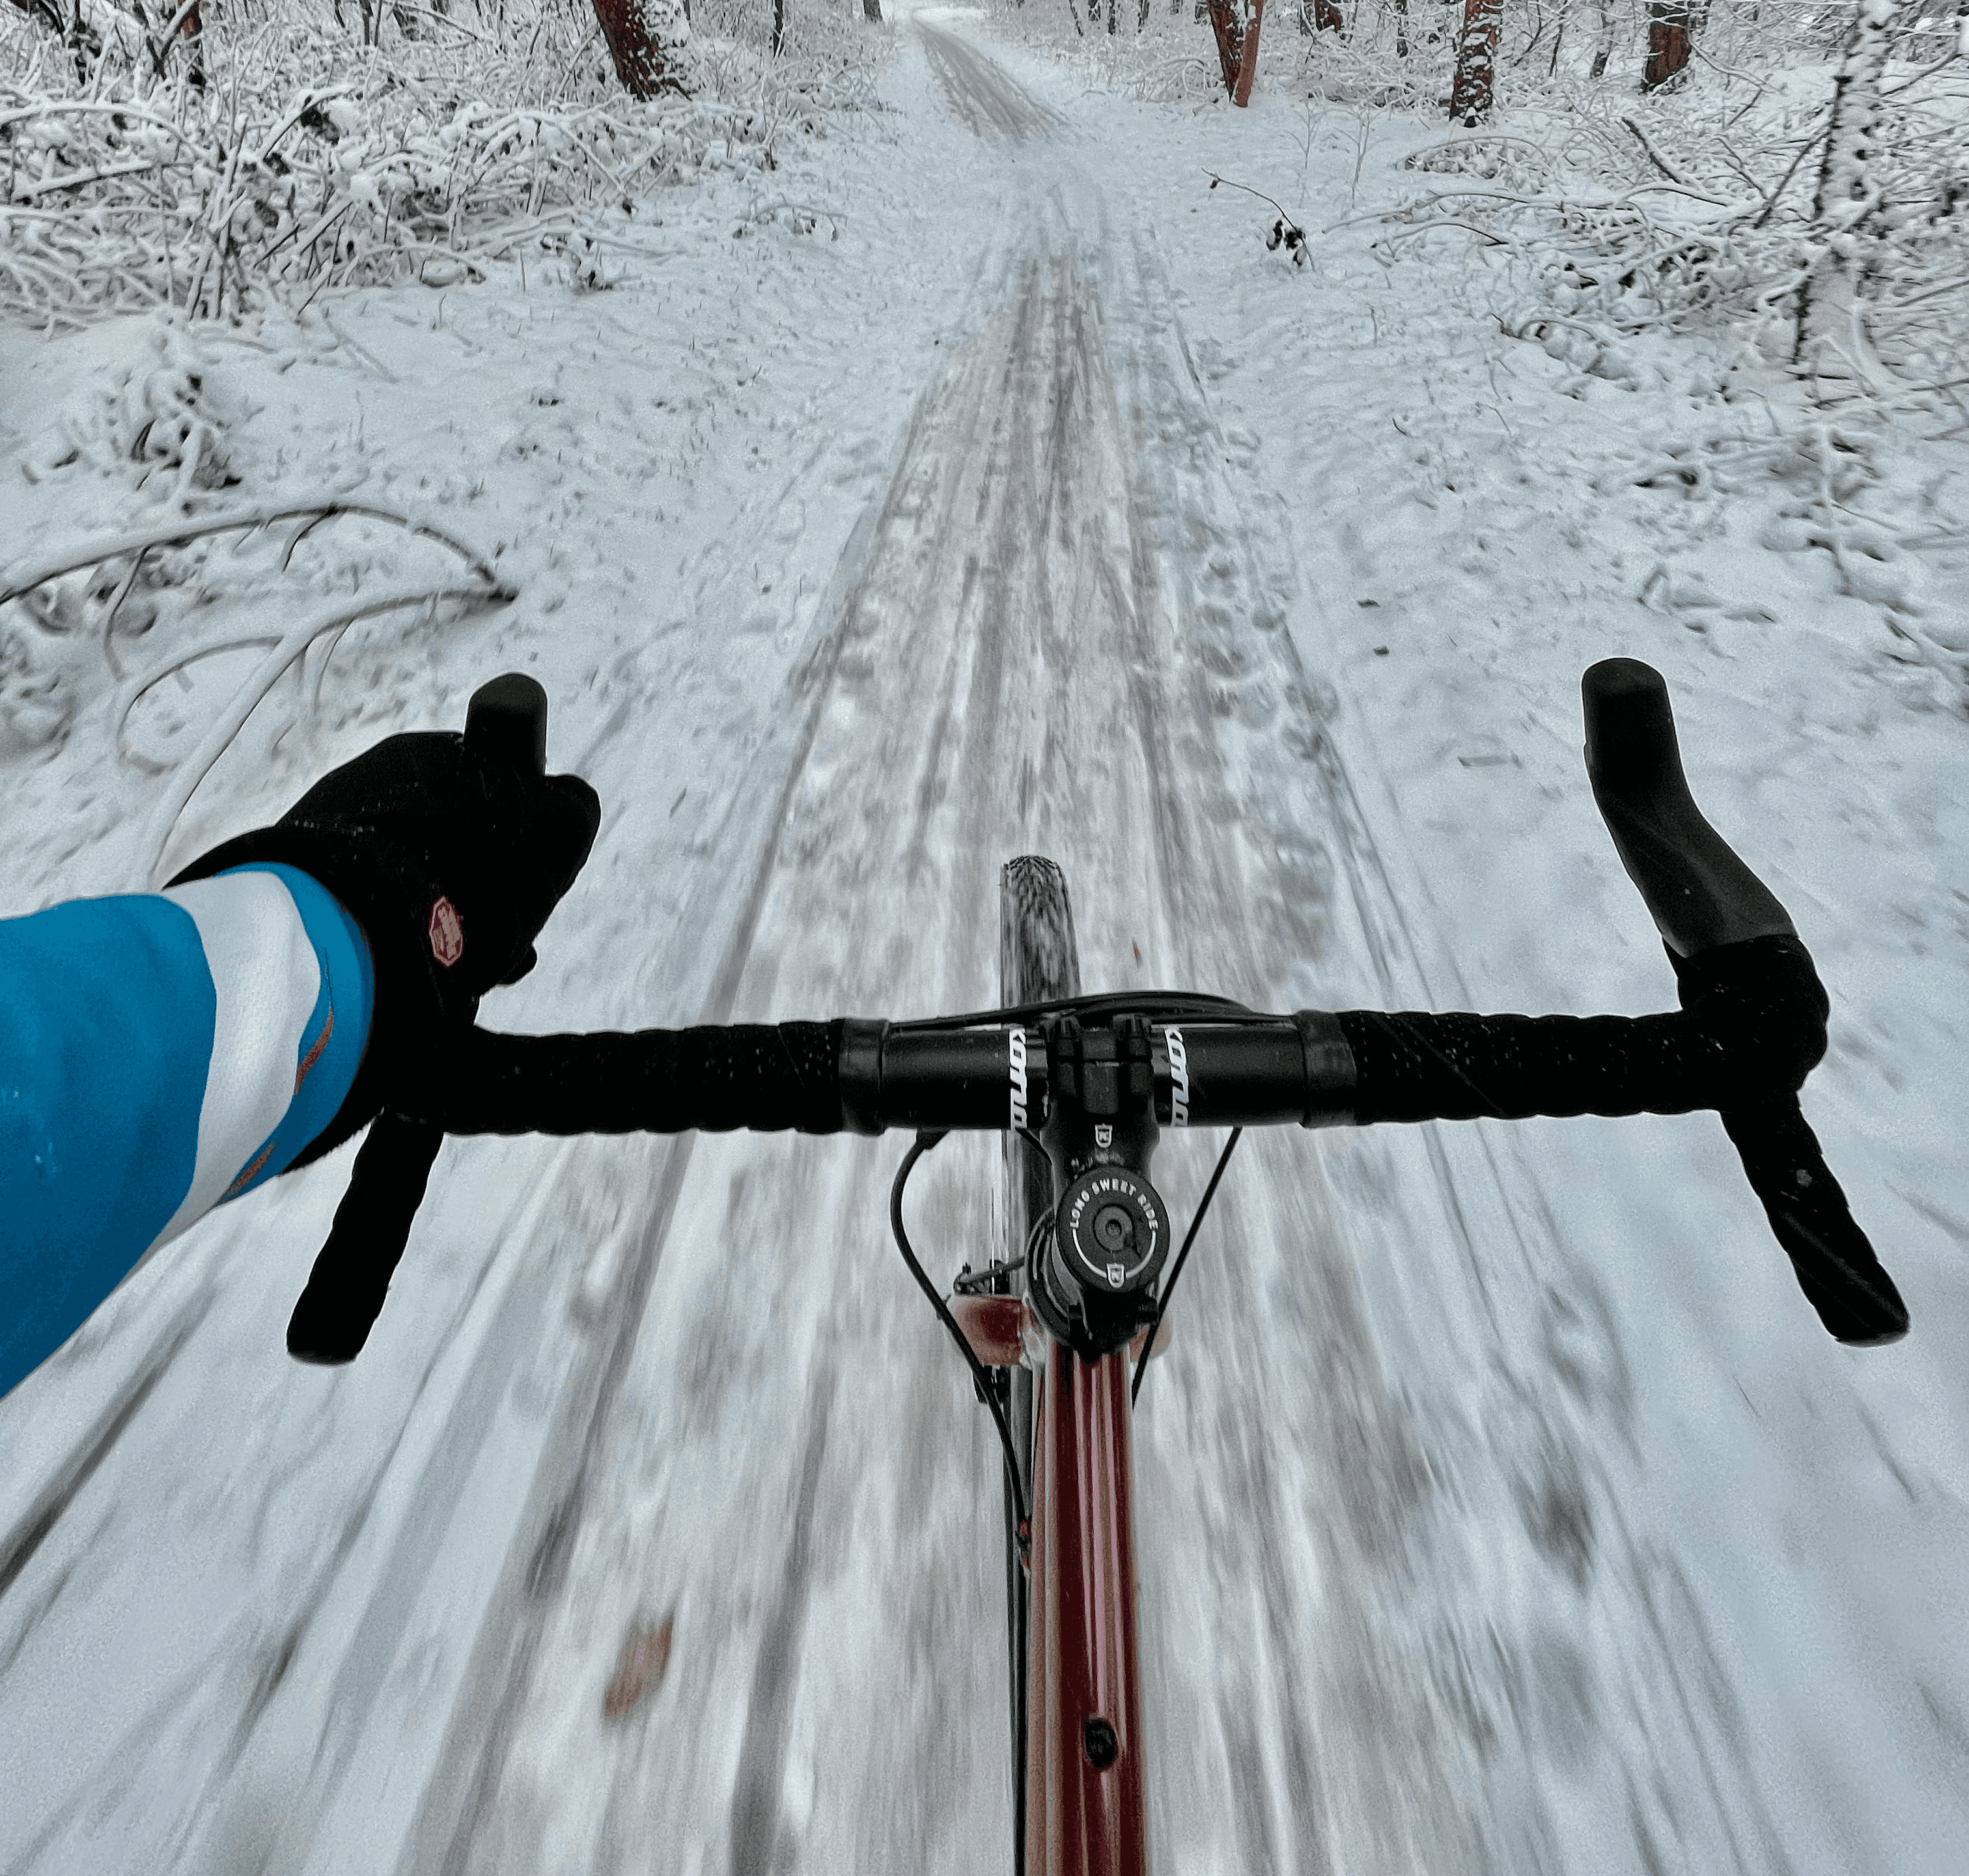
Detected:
left=4, top=11, right=1969, bottom=1876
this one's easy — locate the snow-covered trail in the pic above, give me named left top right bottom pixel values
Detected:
left=394, top=32, right=1468, bottom=1876
left=5, top=12, right=1969, bottom=1876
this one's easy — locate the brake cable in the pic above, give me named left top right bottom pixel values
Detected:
left=1131, top=1127, right=1242, bottom=1408
left=897, top=1113, right=1246, bottom=1499
left=889, top=988, right=1268, bottom=1032
left=953, top=1204, right=1048, bottom=1296
left=890, top=1131, right=1029, bottom=1539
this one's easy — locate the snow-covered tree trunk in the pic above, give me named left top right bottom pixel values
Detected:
left=178, top=0, right=204, bottom=87
left=1205, top=0, right=1244, bottom=90
left=1449, top=0, right=1501, bottom=122
left=1231, top=0, right=1267, bottom=101
left=590, top=0, right=690, bottom=96
left=1794, top=0, right=1900, bottom=372
left=1642, top=0, right=1692, bottom=87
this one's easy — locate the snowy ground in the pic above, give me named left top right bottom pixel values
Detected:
left=3, top=10, right=1968, bottom=1874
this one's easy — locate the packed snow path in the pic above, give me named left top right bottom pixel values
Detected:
left=400, top=31, right=1466, bottom=1874
left=5, top=13, right=1968, bottom=1876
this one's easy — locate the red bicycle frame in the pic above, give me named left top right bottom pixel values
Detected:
left=956, top=1295, right=1154, bottom=1875
left=1026, top=1338, right=1148, bottom=1875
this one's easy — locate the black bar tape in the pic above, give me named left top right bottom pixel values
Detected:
left=1718, top=1100, right=1908, bottom=1345
left=424, top=1021, right=848, bottom=1136
left=1340, top=935, right=1828, bottom=1125
left=287, top=1113, right=443, bottom=1364
left=1292, top=1009, right=1356, bottom=1126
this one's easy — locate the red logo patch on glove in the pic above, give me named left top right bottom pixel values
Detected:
left=428, top=896, right=466, bottom=966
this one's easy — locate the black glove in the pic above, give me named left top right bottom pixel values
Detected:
left=169, top=673, right=601, bottom=1169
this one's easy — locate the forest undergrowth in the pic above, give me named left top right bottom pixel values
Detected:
left=0, top=0, right=889, bottom=798
left=0, top=0, right=885, bottom=329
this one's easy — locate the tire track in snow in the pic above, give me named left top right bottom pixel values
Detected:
left=426, top=27, right=1472, bottom=1876
left=399, top=479, right=910, bottom=1876
left=0, top=1302, right=208, bottom=1609
left=919, top=18, right=1058, bottom=141
left=433, top=232, right=1205, bottom=1876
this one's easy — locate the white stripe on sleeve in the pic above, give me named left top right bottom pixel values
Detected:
left=147, top=872, right=322, bottom=1252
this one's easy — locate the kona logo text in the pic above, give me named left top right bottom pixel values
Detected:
left=1009, top=1028, right=1029, bottom=1132
left=1166, top=1026, right=1190, bottom=1127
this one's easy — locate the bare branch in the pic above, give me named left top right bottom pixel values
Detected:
left=2, top=502, right=506, bottom=607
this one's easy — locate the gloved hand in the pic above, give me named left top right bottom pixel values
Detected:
left=169, top=673, right=600, bottom=1169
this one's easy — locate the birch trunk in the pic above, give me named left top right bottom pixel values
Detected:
left=1795, top=0, right=1900, bottom=374
left=1449, top=0, right=1501, bottom=122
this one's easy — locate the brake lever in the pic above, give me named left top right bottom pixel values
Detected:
left=285, top=672, right=550, bottom=1366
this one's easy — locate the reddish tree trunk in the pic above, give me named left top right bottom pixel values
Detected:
left=180, top=0, right=204, bottom=87
left=1205, top=0, right=1243, bottom=91
left=1231, top=0, right=1266, bottom=103
left=1642, top=1, right=1692, bottom=87
left=1449, top=0, right=1501, bottom=122
left=591, top=0, right=670, bottom=96
left=1313, top=0, right=1342, bottom=27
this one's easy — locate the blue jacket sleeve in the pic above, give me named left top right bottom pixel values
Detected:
left=0, top=864, right=372, bottom=1399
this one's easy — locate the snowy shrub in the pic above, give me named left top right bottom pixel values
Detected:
left=0, top=0, right=885, bottom=329
left=1316, top=4, right=1969, bottom=417
left=980, top=0, right=1227, bottom=102
left=1483, top=74, right=1961, bottom=404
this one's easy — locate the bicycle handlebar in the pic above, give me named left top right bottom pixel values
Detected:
left=289, top=664, right=1910, bottom=1364
left=410, top=948, right=1819, bottom=1139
